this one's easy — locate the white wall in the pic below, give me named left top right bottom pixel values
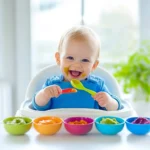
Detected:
left=15, top=0, right=31, bottom=111
left=0, top=0, right=15, bottom=84
left=0, top=0, right=31, bottom=114
left=0, top=0, right=16, bottom=116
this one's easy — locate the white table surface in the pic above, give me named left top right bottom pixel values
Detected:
left=0, top=124, right=150, bottom=150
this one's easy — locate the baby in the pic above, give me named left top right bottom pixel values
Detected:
left=32, top=26, right=122, bottom=111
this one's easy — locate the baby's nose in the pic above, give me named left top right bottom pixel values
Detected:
left=70, top=63, right=82, bottom=70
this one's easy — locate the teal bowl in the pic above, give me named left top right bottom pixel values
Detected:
left=95, top=116, right=125, bottom=135
left=3, top=116, right=32, bottom=135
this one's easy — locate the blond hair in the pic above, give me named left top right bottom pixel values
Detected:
left=57, top=26, right=100, bottom=59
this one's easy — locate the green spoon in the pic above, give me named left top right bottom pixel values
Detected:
left=70, top=79, right=96, bottom=96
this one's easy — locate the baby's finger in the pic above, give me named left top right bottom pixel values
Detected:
left=98, top=92, right=106, bottom=95
left=93, top=94, right=103, bottom=100
left=98, top=100, right=107, bottom=107
left=52, top=86, right=60, bottom=97
left=55, top=86, right=62, bottom=94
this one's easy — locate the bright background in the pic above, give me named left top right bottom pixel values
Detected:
left=0, top=0, right=150, bottom=119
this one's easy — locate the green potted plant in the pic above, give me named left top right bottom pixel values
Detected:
left=113, top=41, right=150, bottom=102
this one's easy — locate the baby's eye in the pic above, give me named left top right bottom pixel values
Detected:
left=66, top=56, right=74, bottom=60
left=82, top=59, right=90, bottom=62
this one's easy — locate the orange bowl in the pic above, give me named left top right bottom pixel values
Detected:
left=33, top=116, right=63, bottom=135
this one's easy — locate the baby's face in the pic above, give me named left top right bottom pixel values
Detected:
left=56, top=40, right=99, bottom=81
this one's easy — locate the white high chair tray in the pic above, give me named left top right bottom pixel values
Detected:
left=16, top=99, right=136, bottom=119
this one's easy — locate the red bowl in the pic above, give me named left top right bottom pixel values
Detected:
left=64, top=117, right=94, bottom=135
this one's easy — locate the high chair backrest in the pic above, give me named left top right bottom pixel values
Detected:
left=25, top=64, right=122, bottom=101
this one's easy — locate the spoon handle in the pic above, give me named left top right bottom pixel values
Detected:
left=62, top=88, right=77, bottom=94
left=84, top=88, right=96, bottom=96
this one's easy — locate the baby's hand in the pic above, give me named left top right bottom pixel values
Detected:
left=92, top=92, right=113, bottom=107
left=44, top=85, right=62, bottom=99
left=35, top=85, right=62, bottom=107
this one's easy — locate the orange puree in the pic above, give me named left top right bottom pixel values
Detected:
left=37, top=118, right=60, bottom=125
left=69, top=119, right=88, bottom=125
left=64, top=67, right=69, bottom=75
left=81, top=73, right=86, bottom=78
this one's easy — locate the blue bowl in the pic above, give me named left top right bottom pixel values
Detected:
left=126, top=117, right=150, bottom=135
left=95, top=116, right=125, bottom=135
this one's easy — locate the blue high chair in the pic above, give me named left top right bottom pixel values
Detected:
left=16, top=64, right=136, bottom=119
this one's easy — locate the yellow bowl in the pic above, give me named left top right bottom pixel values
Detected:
left=33, top=116, right=62, bottom=135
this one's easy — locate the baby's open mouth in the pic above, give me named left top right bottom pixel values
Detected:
left=69, top=70, right=82, bottom=77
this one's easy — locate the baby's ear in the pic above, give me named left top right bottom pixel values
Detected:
left=55, top=52, right=60, bottom=65
left=92, top=60, right=99, bottom=71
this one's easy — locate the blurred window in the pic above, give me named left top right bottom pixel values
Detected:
left=31, top=0, right=139, bottom=76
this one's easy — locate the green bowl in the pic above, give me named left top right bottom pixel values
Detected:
left=3, top=116, right=32, bottom=135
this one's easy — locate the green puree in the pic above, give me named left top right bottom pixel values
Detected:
left=6, top=118, right=26, bottom=125
left=100, top=118, right=119, bottom=124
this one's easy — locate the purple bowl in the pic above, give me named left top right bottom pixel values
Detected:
left=64, top=117, right=94, bottom=135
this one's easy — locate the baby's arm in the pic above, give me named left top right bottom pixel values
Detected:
left=35, top=85, right=62, bottom=106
